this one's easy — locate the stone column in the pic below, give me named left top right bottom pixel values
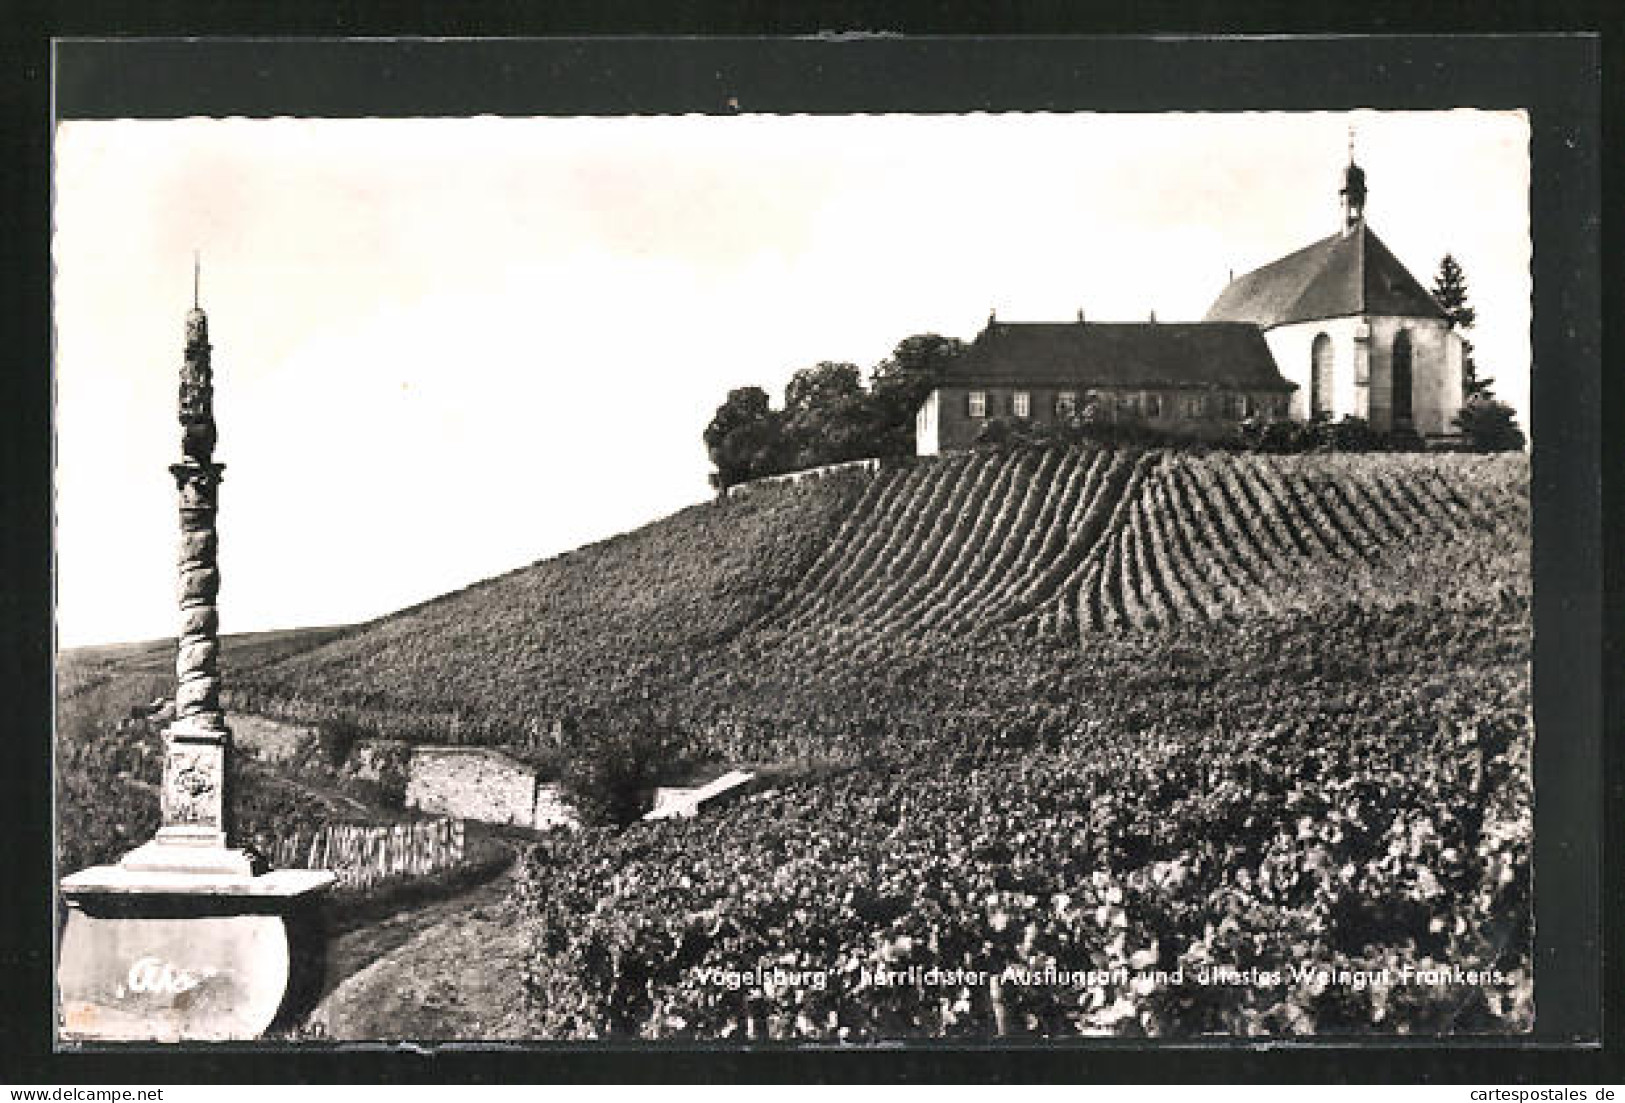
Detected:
left=59, top=288, right=335, bottom=1042
left=121, top=304, right=252, bottom=873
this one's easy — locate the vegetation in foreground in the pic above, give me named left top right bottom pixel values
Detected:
left=514, top=604, right=1531, bottom=1038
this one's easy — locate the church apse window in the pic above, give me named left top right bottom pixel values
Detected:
left=1311, top=333, right=1334, bottom=417
left=1391, top=330, right=1414, bottom=425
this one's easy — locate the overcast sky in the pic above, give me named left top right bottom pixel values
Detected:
left=53, top=110, right=1530, bottom=648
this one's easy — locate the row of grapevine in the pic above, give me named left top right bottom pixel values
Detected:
left=1067, top=452, right=1528, bottom=632
left=765, top=447, right=1143, bottom=638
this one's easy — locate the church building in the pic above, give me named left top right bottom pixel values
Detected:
left=916, top=157, right=1464, bottom=456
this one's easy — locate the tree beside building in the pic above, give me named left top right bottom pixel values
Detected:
left=1433, top=253, right=1494, bottom=401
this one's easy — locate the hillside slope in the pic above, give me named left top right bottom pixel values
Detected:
left=227, top=448, right=1526, bottom=757
left=229, top=469, right=870, bottom=744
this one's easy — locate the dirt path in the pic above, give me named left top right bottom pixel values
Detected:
left=306, top=849, right=534, bottom=1040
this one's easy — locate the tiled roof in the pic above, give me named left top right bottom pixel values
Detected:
left=1203, top=222, right=1447, bottom=328
left=944, top=321, right=1294, bottom=391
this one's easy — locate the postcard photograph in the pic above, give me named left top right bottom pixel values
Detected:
left=52, top=104, right=1536, bottom=1044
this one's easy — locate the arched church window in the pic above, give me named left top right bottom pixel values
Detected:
left=1310, top=333, right=1333, bottom=417
left=1392, top=330, right=1414, bottom=426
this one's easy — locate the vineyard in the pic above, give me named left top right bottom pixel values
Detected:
left=58, top=446, right=1532, bottom=1038
left=513, top=605, right=1531, bottom=1038
left=221, top=448, right=1526, bottom=761
left=766, top=448, right=1524, bottom=637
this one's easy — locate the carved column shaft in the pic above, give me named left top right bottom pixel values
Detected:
left=158, top=307, right=232, bottom=847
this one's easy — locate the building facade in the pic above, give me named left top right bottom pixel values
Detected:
left=1204, top=162, right=1463, bottom=436
left=917, top=159, right=1463, bottom=456
left=916, top=321, right=1295, bottom=455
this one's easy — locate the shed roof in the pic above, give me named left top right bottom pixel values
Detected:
left=944, top=321, right=1294, bottom=391
left=1203, top=222, right=1447, bottom=328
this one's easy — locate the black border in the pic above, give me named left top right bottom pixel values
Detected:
left=3, top=25, right=1612, bottom=1085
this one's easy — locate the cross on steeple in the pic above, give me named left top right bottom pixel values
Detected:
left=1339, top=127, right=1368, bottom=236
left=193, top=251, right=200, bottom=309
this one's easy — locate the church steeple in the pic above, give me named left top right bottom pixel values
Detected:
left=1340, top=127, right=1367, bottom=236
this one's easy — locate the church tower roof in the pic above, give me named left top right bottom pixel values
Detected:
left=1203, top=224, right=1446, bottom=328
left=1202, top=160, right=1446, bottom=330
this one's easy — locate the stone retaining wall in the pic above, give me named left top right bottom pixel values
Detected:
left=231, top=714, right=578, bottom=830
left=722, top=455, right=894, bottom=498
left=405, top=746, right=537, bottom=827
left=231, top=713, right=316, bottom=766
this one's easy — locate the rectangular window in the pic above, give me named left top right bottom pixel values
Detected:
left=968, top=390, right=987, bottom=418
left=1013, top=391, right=1030, bottom=418
left=1145, top=392, right=1163, bottom=418
left=1056, top=391, right=1078, bottom=418
left=1184, top=394, right=1206, bottom=418
left=1121, top=392, right=1140, bottom=417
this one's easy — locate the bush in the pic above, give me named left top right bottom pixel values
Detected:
left=1322, top=415, right=1386, bottom=452
left=559, top=713, right=686, bottom=828
left=972, top=416, right=1051, bottom=450
left=1239, top=415, right=1429, bottom=455
left=1239, top=417, right=1314, bottom=453
left=1454, top=397, right=1526, bottom=453
left=1385, top=423, right=1429, bottom=452
left=976, top=412, right=1197, bottom=452
left=316, top=717, right=369, bottom=769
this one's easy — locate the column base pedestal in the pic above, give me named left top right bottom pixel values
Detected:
left=57, top=864, right=335, bottom=1042
left=118, top=841, right=266, bottom=877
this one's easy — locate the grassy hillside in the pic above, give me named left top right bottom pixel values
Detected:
left=58, top=625, right=353, bottom=706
